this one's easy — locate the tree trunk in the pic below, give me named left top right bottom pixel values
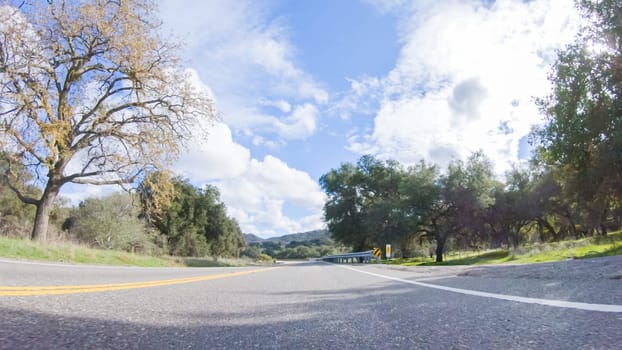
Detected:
left=600, top=207, right=608, bottom=236
left=31, top=186, right=60, bottom=241
left=435, top=234, right=447, bottom=262
left=539, top=218, right=559, bottom=242
left=510, top=228, right=520, bottom=249
left=566, top=217, right=577, bottom=238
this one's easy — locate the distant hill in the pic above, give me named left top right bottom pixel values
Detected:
left=242, top=229, right=345, bottom=259
left=243, top=233, right=265, bottom=244
left=266, top=229, right=331, bottom=245
left=243, top=229, right=331, bottom=245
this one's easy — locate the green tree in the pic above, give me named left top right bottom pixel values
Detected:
left=321, top=153, right=497, bottom=261
left=355, top=156, right=407, bottom=253
left=259, top=241, right=282, bottom=258
left=528, top=166, right=582, bottom=241
left=201, top=186, right=246, bottom=257
left=533, top=0, right=622, bottom=235
left=142, top=177, right=208, bottom=256
left=241, top=244, right=263, bottom=260
left=0, top=0, right=216, bottom=241
left=486, top=166, right=537, bottom=249
left=321, top=155, right=408, bottom=252
left=420, top=152, right=497, bottom=261
left=139, top=175, right=244, bottom=257
left=320, top=162, right=368, bottom=250
left=398, top=161, right=440, bottom=257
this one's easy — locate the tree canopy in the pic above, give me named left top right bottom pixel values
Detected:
left=534, top=0, right=622, bottom=236
left=323, top=154, right=500, bottom=261
left=139, top=174, right=246, bottom=258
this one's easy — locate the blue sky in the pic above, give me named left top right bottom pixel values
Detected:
left=61, top=0, right=582, bottom=238
left=275, top=0, right=399, bottom=91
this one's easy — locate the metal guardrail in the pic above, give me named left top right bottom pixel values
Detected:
left=320, top=250, right=380, bottom=264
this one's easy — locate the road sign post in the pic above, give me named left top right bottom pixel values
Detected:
left=385, top=244, right=391, bottom=259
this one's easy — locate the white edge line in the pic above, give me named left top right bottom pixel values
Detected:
left=332, top=263, right=622, bottom=313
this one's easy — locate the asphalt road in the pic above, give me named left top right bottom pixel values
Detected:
left=1, top=256, right=621, bottom=349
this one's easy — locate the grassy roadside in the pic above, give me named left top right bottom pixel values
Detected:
left=0, top=236, right=259, bottom=267
left=388, top=231, right=622, bottom=266
left=4, top=231, right=620, bottom=268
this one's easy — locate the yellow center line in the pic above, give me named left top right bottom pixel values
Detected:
left=0, top=268, right=271, bottom=296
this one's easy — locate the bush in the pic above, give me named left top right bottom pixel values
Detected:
left=241, top=245, right=263, bottom=259
left=257, top=253, right=274, bottom=263
left=64, top=193, right=159, bottom=254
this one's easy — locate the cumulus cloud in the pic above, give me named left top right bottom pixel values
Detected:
left=448, top=77, right=487, bottom=120
left=344, top=0, right=581, bottom=173
left=259, top=99, right=292, bottom=113
left=174, top=121, right=326, bottom=237
left=176, top=123, right=251, bottom=181
left=205, top=153, right=327, bottom=236
left=159, top=0, right=327, bottom=143
left=274, top=103, right=318, bottom=139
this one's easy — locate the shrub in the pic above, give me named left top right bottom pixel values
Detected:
left=64, top=193, right=158, bottom=254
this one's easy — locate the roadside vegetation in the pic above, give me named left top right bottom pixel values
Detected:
left=0, top=175, right=256, bottom=266
left=0, top=235, right=181, bottom=267
left=0, top=235, right=273, bottom=267
left=386, top=231, right=622, bottom=266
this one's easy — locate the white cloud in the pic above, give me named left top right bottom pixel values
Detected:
left=175, top=122, right=326, bottom=238
left=212, top=154, right=326, bottom=212
left=344, top=0, right=581, bottom=173
left=274, top=103, right=318, bottom=139
left=251, top=135, right=282, bottom=150
left=259, top=99, right=292, bottom=113
left=176, top=122, right=251, bottom=181
left=222, top=102, right=320, bottom=142
left=448, top=77, right=488, bottom=120
left=158, top=0, right=327, bottom=142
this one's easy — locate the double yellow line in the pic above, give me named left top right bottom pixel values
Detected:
left=0, top=268, right=269, bottom=296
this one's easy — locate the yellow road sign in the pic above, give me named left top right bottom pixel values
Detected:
left=386, top=244, right=392, bottom=258
left=372, top=248, right=381, bottom=257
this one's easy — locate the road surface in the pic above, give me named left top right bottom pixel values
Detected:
left=1, top=256, right=621, bottom=349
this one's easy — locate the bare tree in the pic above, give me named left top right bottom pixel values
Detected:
left=0, top=0, right=216, bottom=240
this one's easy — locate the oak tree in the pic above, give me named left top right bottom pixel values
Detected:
left=0, top=0, right=215, bottom=240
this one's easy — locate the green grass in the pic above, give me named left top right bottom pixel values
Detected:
left=0, top=236, right=256, bottom=267
left=389, top=231, right=622, bottom=266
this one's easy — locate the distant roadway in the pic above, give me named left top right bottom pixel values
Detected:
left=1, top=256, right=621, bottom=349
